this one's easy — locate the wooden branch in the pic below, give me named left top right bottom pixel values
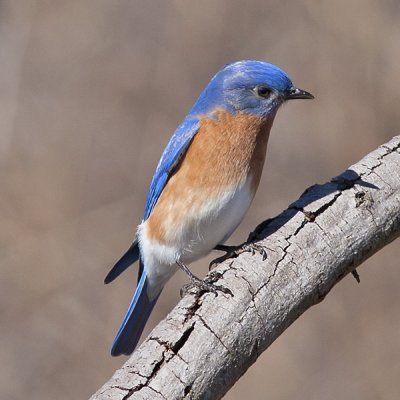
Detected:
left=91, top=136, right=400, bottom=400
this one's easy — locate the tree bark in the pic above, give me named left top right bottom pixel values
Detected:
left=91, top=136, right=400, bottom=400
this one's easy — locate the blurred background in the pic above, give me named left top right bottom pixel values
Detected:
left=1, top=1, right=399, bottom=399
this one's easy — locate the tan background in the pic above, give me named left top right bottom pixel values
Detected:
left=1, top=1, right=400, bottom=399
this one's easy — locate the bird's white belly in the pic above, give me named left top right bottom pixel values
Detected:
left=180, top=179, right=253, bottom=262
left=138, top=178, right=254, bottom=299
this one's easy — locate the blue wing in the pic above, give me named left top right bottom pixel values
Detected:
left=108, top=116, right=200, bottom=355
left=104, top=239, right=140, bottom=284
left=104, top=116, right=200, bottom=284
left=143, top=116, right=200, bottom=219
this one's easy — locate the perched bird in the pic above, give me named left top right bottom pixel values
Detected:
left=105, top=60, right=313, bottom=356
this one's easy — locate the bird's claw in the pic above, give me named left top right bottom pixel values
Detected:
left=209, top=242, right=267, bottom=270
left=242, top=243, right=267, bottom=260
left=177, top=260, right=231, bottom=297
left=180, top=281, right=232, bottom=298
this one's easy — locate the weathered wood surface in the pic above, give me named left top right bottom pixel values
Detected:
left=91, top=136, right=400, bottom=400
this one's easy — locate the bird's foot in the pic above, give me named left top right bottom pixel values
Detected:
left=180, top=278, right=232, bottom=298
left=178, top=262, right=232, bottom=298
left=209, top=243, right=267, bottom=270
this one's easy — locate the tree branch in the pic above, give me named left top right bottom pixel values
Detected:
left=91, top=136, right=400, bottom=400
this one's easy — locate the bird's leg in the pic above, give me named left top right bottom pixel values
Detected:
left=177, top=260, right=232, bottom=297
left=209, top=243, right=267, bottom=270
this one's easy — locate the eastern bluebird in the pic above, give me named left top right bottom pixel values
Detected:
left=105, top=60, right=313, bottom=356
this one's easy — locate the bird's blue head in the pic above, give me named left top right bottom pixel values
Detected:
left=190, top=60, right=313, bottom=118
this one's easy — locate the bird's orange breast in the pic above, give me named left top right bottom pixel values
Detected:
left=146, top=109, right=275, bottom=243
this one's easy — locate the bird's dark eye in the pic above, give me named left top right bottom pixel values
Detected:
left=255, top=85, right=272, bottom=98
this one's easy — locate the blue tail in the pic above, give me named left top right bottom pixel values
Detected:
left=111, top=269, right=160, bottom=356
left=104, top=240, right=140, bottom=284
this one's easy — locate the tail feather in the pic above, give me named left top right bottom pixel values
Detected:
left=111, top=270, right=159, bottom=356
left=104, top=240, right=140, bottom=284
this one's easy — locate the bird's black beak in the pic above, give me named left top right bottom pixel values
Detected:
left=285, top=87, right=314, bottom=100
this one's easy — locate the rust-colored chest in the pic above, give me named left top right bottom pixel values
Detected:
left=146, top=110, right=275, bottom=243
left=180, top=109, right=274, bottom=191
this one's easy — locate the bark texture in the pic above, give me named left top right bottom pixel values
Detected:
left=91, top=136, right=400, bottom=400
